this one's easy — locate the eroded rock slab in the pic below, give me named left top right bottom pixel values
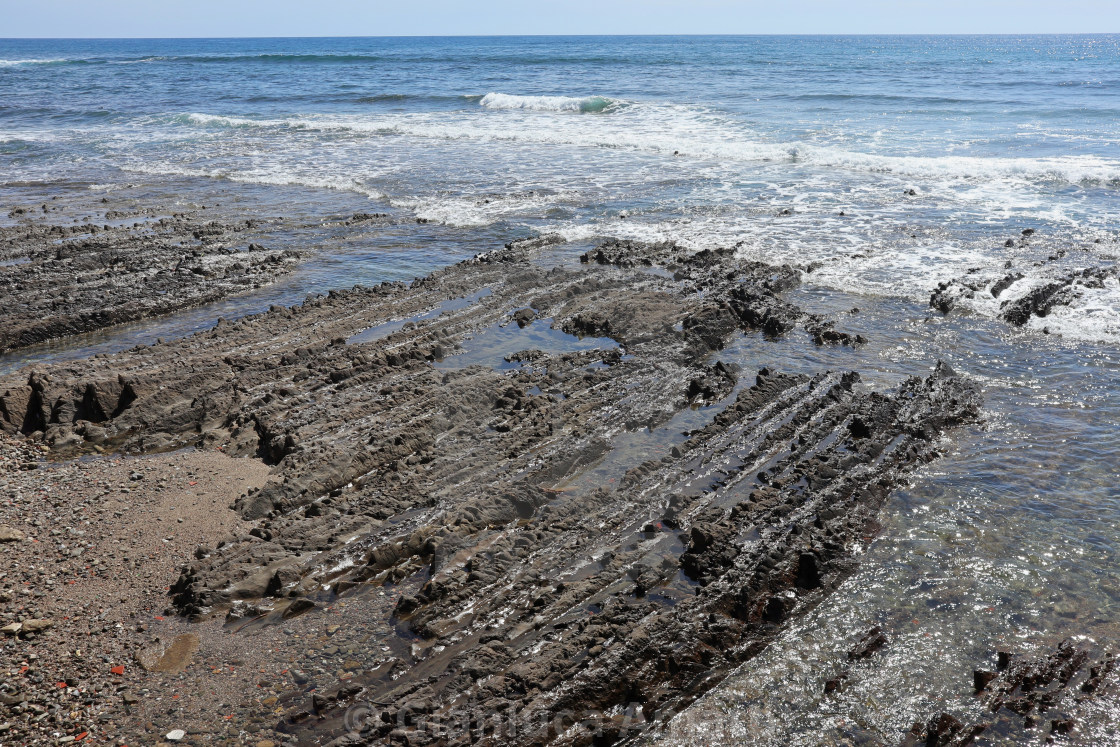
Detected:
left=0, top=237, right=979, bottom=745
left=0, top=212, right=305, bottom=352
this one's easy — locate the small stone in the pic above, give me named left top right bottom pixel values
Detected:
left=21, top=618, right=53, bottom=635
left=0, top=527, right=25, bottom=542
left=1, top=623, right=21, bottom=636
left=255, top=741, right=277, bottom=747
left=1051, top=718, right=1075, bottom=735
left=165, top=729, right=186, bottom=741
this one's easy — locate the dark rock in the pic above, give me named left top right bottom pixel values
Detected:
left=281, top=598, right=317, bottom=619
left=848, top=627, right=888, bottom=661
left=512, top=308, right=535, bottom=328
left=0, top=212, right=306, bottom=352
left=0, top=233, right=983, bottom=746
left=973, top=669, right=997, bottom=693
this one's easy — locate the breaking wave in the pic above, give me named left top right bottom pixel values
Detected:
left=479, top=92, right=618, bottom=113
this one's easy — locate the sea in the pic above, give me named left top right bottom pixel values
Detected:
left=2, top=35, right=1120, bottom=745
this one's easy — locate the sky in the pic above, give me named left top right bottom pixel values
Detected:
left=1, top=0, right=1117, bottom=38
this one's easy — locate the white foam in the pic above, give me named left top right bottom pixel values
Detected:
left=391, top=189, right=581, bottom=228
left=110, top=56, right=167, bottom=65
left=120, top=162, right=386, bottom=200
left=479, top=92, right=617, bottom=113
left=0, top=129, right=60, bottom=144
left=951, top=267, right=1120, bottom=343
left=0, top=58, right=69, bottom=67
left=34, top=99, right=1115, bottom=344
left=166, top=106, right=1120, bottom=188
left=175, top=113, right=277, bottom=129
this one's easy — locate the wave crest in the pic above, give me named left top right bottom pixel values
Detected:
left=0, top=58, right=72, bottom=68
left=479, top=92, right=617, bottom=113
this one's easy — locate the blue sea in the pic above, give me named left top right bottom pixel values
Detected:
left=2, top=35, right=1119, bottom=338
left=3, top=35, right=1120, bottom=744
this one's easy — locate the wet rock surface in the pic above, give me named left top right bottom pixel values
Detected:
left=0, top=236, right=980, bottom=745
left=904, top=638, right=1120, bottom=746
left=928, top=250, right=1119, bottom=332
left=582, top=240, right=864, bottom=346
left=0, top=203, right=307, bottom=352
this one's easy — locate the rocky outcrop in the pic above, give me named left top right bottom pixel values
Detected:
left=0, top=211, right=306, bottom=352
left=904, top=638, right=1120, bottom=746
left=0, top=237, right=978, bottom=745
left=929, top=262, right=1118, bottom=331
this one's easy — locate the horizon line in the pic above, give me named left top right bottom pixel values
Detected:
left=3, top=32, right=1119, bottom=41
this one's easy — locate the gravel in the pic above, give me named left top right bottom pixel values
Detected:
left=0, top=434, right=304, bottom=746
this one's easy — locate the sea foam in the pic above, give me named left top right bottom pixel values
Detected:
left=479, top=92, right=617, bottom=113
left=169, top=106, right=1120, bottom=188
left=0, top=58, right=71, bottom=67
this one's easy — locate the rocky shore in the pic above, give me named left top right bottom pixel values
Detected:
left=927, top=229, right=1119, bottom=333
left=904, top=637, right=1120, bottom=746
left=0, top=230, right=989, bottom=745
left=0, top=200, right=307, bottom=353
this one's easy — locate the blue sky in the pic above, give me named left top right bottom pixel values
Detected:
left=1, top=0, right=1117, bottom=37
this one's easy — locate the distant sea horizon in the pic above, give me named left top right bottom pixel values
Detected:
left=3, top=32, right=1118, bottom=39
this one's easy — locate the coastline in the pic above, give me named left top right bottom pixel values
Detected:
left=2, top=32, right=1120, bottom=746
left=0, top=216, right=988, bottom=745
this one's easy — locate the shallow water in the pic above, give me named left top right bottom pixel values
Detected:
left=651, top=289, right=1120, bottom=745
left=431, top=316, right=618, bottom=370
left=0, top=179, right=496, bottom=374
left=347, top=289, right=493, bottom=345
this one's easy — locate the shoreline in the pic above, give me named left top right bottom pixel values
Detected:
left=0, top=196, right=308, bottom=356
left=0, top=188, right=1117, bottom=745
left=3, top=33, right=1120, bottom=745
left=0, top=225, right=992, bottom=745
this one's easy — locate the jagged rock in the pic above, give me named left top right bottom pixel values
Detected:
left=0, top=237, right=977, bottom=746
left=0, top=214, right=306, bottom=353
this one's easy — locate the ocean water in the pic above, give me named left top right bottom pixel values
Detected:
left=2, top=35, right=1119, bottom=339
left=2, top=35, right=1120, bottom=744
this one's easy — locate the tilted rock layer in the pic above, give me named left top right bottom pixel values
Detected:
left=0, top=237, right=980, bottom=745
